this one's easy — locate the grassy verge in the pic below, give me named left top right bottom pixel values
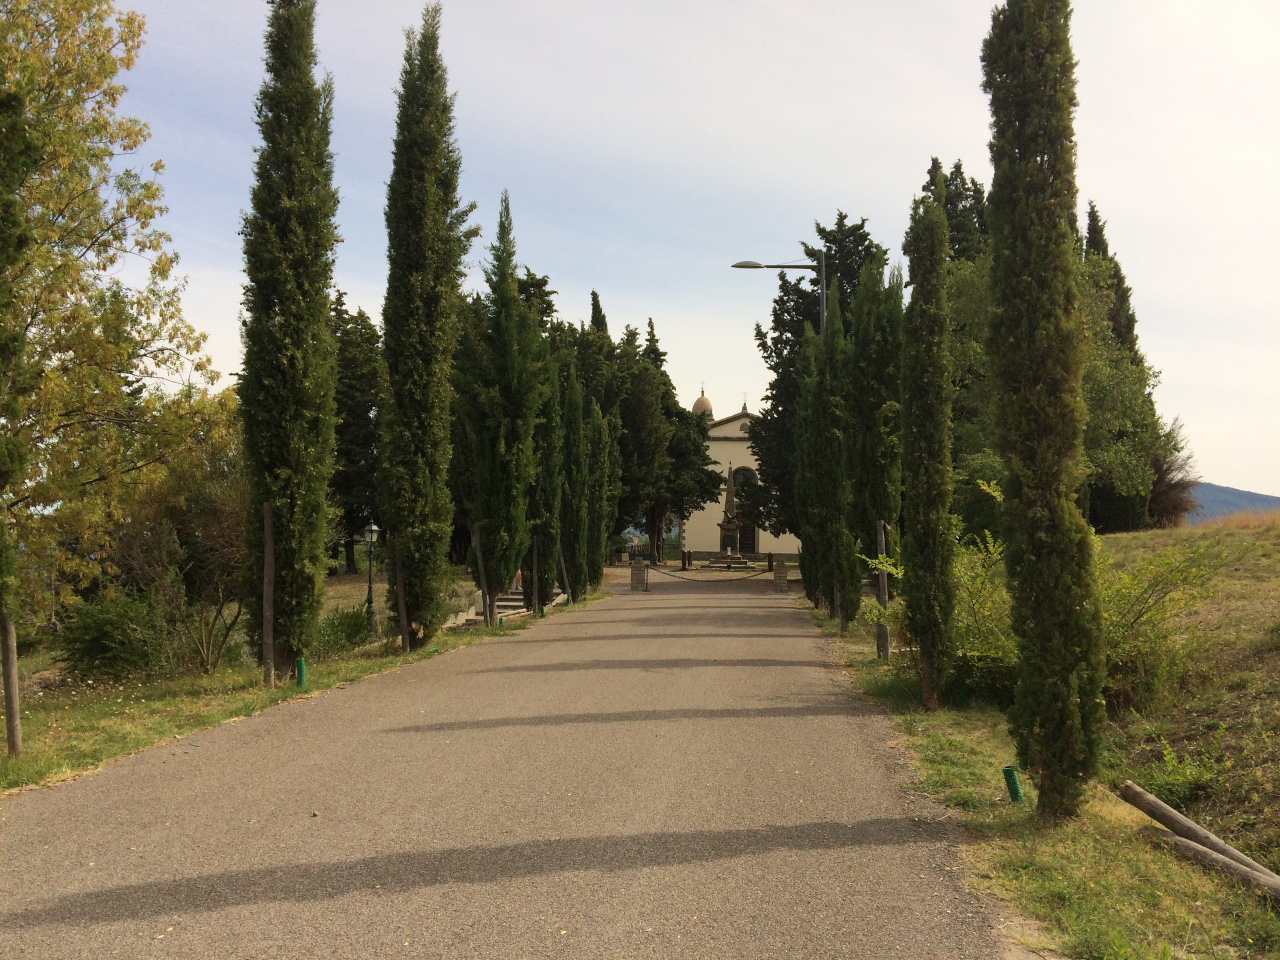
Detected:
left=822, top=609, right=1280, bottom=959
left=1, top=586, right=611, bottom=794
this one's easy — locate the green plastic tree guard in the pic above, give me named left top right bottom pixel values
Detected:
left=1002, top=765, right=1024, bottom=802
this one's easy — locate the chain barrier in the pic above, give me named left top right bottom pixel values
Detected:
left=647, top=566, right=772, bottom=583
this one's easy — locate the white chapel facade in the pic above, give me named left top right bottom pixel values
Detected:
left=679, top=392, right=802, bottom=560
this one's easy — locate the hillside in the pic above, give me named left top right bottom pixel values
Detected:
left=1101, top=513, right=1280, bottom=872
left=1190, top=481, right=1280, bottom=523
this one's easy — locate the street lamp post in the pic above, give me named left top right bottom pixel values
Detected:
left=732, top=248, right=826, bottom=334
left=361, top=521, right=380, bottom=641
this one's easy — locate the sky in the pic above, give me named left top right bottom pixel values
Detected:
left=119, top=1, right=1280, bottom=495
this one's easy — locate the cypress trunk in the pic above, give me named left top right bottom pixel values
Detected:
left=982, top=0, right=1104, bottom=821
left=238, top=0, right=339, bottom=669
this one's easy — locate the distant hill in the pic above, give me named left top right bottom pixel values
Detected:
left=1188, top=482, right=1280, bottom=523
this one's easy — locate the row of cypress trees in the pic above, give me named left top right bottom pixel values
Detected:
left=237, top=1, right=718, bottom=664
left=785, top=0, right=1110, bottom=820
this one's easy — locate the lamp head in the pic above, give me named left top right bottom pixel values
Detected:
left=731, top=260, right=764, bottom=269
left=362, top=521, right=380, bottom=543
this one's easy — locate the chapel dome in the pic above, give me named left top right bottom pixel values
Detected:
left=692, top=389, right=713, bottom=417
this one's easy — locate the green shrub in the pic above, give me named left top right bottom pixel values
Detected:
left=946, top=534, right=1019, bottom=706
left=312, top=605, right=370, bottom=659
left=58, top=590, right=181, bottom=678
left=1096, top=537, right=1233, bottom=713
left=1142, top=740, right=1218, bottom=812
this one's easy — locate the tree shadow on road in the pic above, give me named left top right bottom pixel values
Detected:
left=5, top=818, right=947, bottom=928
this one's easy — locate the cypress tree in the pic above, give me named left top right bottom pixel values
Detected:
left=380, top=2, right=478, bottom=645
left=589, top=290, right=608, bottom=333
left=848, top=256, right=904, bottom=578
left=901, top=173, right=956, bottom=711
left=982, top=0, right=1104, bottom=820
left=560, top=358, right=590, bottom=600
left=458, top=192, right=542, bottom=620
left=238, top=0, right=340, bottom=671
left=1, top=87, right=40, bottom=756
left=584, top=399, right=610, bottom=584
left=795, top=282, right=858, bottom=626
left=1083, top=200, right=1138, bottom=354
left=332, top=295, right=381, bottom=573
left=527, top=348, right=563, bottom=609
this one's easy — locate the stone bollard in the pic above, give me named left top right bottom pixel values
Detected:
left=774, top=559, right=789, bottom=594
left=631, top=557, right=647, bottom=592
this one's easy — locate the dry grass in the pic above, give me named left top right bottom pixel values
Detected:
left=320, top=571, right=389, bottom=617
left=1193, top=510, right=1280, bottom=532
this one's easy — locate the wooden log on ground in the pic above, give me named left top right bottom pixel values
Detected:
left=1120, top=780, right=1279, bottom=881
left=1140, top=827, right=1280, bottom=904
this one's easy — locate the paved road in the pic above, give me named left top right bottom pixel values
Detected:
left=2, top=576, right=1015, bottom=958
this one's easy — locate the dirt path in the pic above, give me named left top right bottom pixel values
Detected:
left=1, top=578, right=1016, bottom=958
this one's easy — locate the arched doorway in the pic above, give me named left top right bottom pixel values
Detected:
left=733, top=466, right=758, bottom=554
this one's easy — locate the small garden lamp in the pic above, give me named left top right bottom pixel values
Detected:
left=361, top=521, right=380, bottom=639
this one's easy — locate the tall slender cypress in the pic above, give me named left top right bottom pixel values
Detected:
left=332, top=295, right=381, bottom=573
left=458, top=192, right=541, bottom=620
left=527, top=349, right=563, bottom=609
left=982, top=0, right=1104, bottom=820
left=901, top=173, right=955, bottom=711
left=848, top=257, right=904, bottom=574
left=380, top=3, right=477, bottom=644
left=239, top=0, right=339, bottom=670
left=560, top=358, right=590, bottom=600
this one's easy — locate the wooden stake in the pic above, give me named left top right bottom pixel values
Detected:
left=262, top=501, right=274, bottom=688
left=1121, top=780, right=1279, bottom=881
left=558, top=542, right=573, bottom=605
left=1140, top=827, right=1280, bottom=903
left=531, top=536, right=540, bottom=614
left=471, top=523, right=491, bottom=625
left=394, top=533, right=411, bottom=651
left=875, top=519, right=890, bottom=661
left=3, top=615, right=21, bottom=757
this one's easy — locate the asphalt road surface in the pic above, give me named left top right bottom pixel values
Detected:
left=1, top=575, right=1022, bottom=958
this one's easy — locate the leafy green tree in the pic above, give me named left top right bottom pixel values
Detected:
left=239, top=0, right=339, bottom=670
left=848, top=256, right=904, bottom=575
left=380, top=3, right=478, bottom=645
left=3, top=3, right=210, bottom=642
left=1, top=86, right=40, bottom=755
left=615, top=329, right=673, bottom=537
left=331, top=294, right=381, bottom=573
left=457, top=192, right=542, bottom=621
left=743, top=213, right=878, bottom=537
left=558, top=356, right=590, bottom=600
left=901, top=176, right=955, bottom=710
left=982, top=0, right=1104, bottom=821
left=640, top=320, right=720, bottom=561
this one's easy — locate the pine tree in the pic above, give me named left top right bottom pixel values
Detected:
left=238, top=0, right=340, bottom=671
left=942, top=160, right=989, bottom=261
left=559, top=357, right=590, bottom=600
left=458, top=192, right=542, bottom=621
left=901, top=172, right=956, bottom=711
left=1, top=87, right=40, bottom=756
left=982, top=0, right=1104, bottom=821
left=380, top=3, right=478, bottom=645
left=332, top=295, right=381, bottom=573
left=745, top=212, right=878, bottom=538
left=848, top=256, right=904, bottom=580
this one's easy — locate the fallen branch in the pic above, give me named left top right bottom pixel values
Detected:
left=1120, top=780, right=1280, bottom=882
left=1140, top=827, right=1280, bottom=904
